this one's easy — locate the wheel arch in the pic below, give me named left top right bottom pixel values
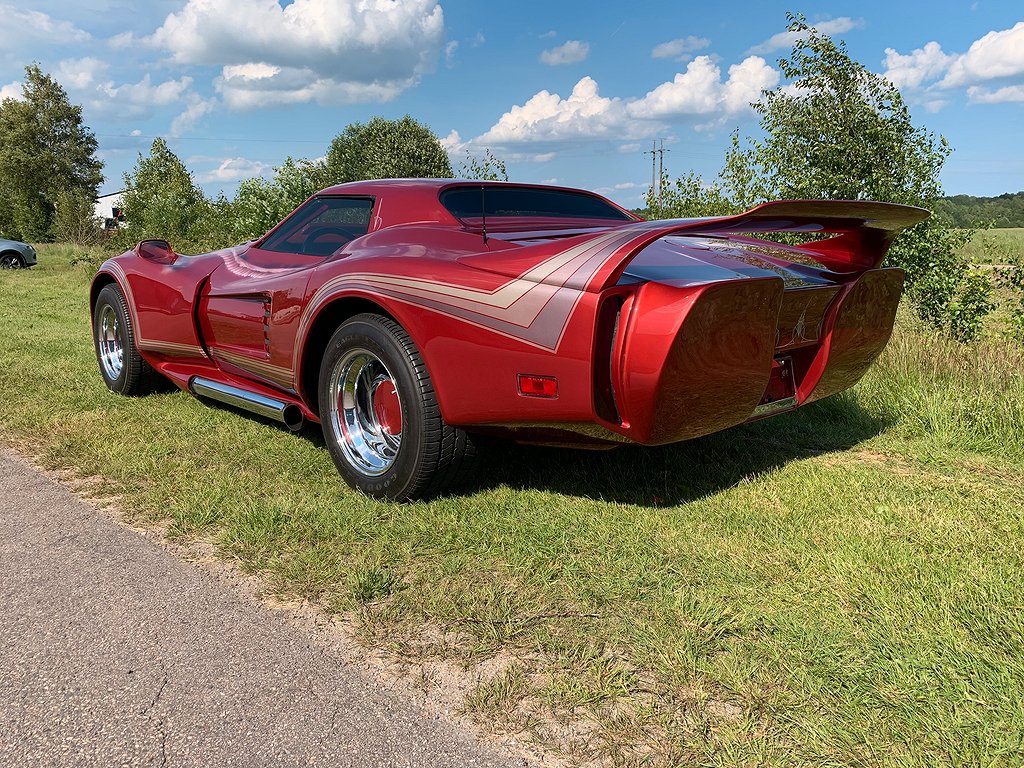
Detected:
left=90, top=271, right=119, bottom=314
left=296, top=295, right=400, bottom=417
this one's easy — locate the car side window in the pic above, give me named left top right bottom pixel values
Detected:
left=260, top=196, right=375, bottom=257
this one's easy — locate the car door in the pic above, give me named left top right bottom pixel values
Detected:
left=199, top=195, right=376, bottom=392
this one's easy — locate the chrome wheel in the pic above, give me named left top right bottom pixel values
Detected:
left=0, top=254, right=20, bottom=269
left=328, top=348, right=403, bottom=477
left=98, top=303, right=124, bottom=380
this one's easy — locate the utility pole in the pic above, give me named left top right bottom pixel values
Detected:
left=657, top=139, right=669, bottom=208
left=644, top=139, right=671, bottom=210
left=644, top=141, right=656, bottom=202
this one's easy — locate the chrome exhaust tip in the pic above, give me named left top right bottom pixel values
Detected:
left=189, top=376, right=305, bottom=432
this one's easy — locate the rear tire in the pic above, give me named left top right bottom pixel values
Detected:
left=318, top=314, right=478, bottom=501
left=92, top=283, right=158, bottom=396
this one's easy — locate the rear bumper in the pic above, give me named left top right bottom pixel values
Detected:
left=604, top=268, right=904, bottom=445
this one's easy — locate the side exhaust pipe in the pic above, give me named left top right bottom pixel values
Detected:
left=188, top=376, right=305, bottom=432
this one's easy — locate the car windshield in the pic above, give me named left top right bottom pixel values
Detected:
left=260, top=196, right=375, bottom=256
left=440, top=186, right=632, bottom=222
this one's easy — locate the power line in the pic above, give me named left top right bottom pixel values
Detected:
left=95, top=133, right=327, bottom=145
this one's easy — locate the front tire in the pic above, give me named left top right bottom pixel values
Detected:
left=92, top=283, right=157, bottom=396
left=319, top=314, right=478, bottom=501
left=0, top=253, right=23, bottom=269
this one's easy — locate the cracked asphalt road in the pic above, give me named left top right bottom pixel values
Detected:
left=0, top=449, right=535, bottom=767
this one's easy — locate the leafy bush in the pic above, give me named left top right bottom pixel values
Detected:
left=51, top=189, right=105, bottom=246
left=458, top=149, right=509, bottom=181
left=324, top=115, right=452, bottom=184
left=998, top=254, right=1024, bottom=342
left=114, top=138, right=211, bottom=254
left=231, top=158, right=327, bottom=242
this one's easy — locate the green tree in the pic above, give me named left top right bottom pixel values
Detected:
left=0, top=63, right=103, bottom=241
left=231, top=157, right=327, bottom=241
left=52, top=189, right=104, bottom=246
left=741, top=14, right=976, bottom=334
left=458, top=149, right=509, bottom=181
left=116, top=138, right=211, bottom=253
left=654, top=14, right=987, bottom=339
left=323, top=116, right=452, bottom=183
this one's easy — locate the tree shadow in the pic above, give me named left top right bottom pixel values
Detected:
left=465, top=393, right=893, bottom=507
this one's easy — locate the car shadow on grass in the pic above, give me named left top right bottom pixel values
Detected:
left=258, top=389, right=890, bottom=507
left=466, top=393, right=894, bottom=507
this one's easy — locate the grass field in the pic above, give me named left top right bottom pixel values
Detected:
left=2, top=244, right=1024, bottom=766
left=958, top=227, right=1024, bottom=265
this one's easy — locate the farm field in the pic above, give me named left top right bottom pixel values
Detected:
left=2, top=243, right=1023, bottom=766
left=958, top=226, right=1024, bottom=265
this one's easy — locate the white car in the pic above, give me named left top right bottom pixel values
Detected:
left=0, top=238, right=37, bottom=269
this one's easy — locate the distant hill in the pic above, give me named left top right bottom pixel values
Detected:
left=935, top=192, right=1024, bottom=228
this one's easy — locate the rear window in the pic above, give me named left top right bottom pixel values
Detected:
left=441, top=186, right=631, bottom=221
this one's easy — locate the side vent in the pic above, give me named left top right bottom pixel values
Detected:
left=593, top=295, right=624, bottom=424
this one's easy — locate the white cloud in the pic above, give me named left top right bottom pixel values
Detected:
left=476, top=77, right=640, bottom=144
left=723, top=56, right=781, bottom=112
left=440, top=129, right=466, bottom=153
left=445, top=40, right=458, bottom=65
left=222, top=63, right=280, bottom=81
left=748, top=17, right=863, bottom=55
left=108, top=31, right=137, bottom=49
left=472, top=53, right=779, bottom=148
left=651, top=36, right=710, bottom=60
left=150, top=0, right=446, bottom=108
left=882, top=42, right=954, bottom=89
left=170, top=97, right=217, bottom=136
left=967, top=84, right=1024, bottom=104
left=0, top=81, right=22, bottom=101
left=941, top=21, right=1024, bottom=87
left=49, top=57, right=207, bottom=130
left=196, top=157, right=270, bottom=183
left=216, top=68, right=406, bottom=109
left=922, top=98, right=949, bottom=113
left=55, top=58, right=109, bottom=90
left=880, top=22, right=1024, bottom=109
left=532, top=152, right=556, bottom=162
left=540, top=40, right=590, bottom=66
left=629, top=56, right=778, bottom=118
left=99, top=75, right=193, bottom=111
left=0, top=5, right=90, bottom=45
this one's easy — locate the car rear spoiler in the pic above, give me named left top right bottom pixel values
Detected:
left=457, top=199, right=930, bottom=292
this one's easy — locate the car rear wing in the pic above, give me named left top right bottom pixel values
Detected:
left=457, top=199, right=929, bottom=292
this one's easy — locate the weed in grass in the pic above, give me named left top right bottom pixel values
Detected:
left=464, top=664, right=530, bottom=724
left=350, top=565, right=402, bottom=604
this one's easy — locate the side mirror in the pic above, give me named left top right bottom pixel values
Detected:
left=135, top=239, right=178, bottom=264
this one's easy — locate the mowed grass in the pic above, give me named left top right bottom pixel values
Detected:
left=3, top=243, right=1024, bottom=766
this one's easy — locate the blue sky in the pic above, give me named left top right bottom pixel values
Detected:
left=1, top=0, right=1022, bottom=208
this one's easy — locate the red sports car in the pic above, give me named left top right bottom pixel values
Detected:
left=90, top=180, right=926, bottom=500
